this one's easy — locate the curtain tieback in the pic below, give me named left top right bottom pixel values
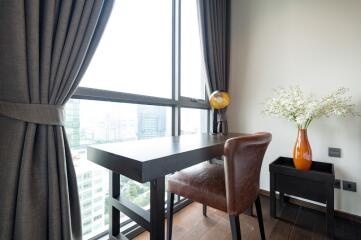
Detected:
left=0, top=101, right=64, bottom=126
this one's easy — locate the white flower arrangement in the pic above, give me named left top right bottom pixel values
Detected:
left=264, top=86, right=359, bottom=129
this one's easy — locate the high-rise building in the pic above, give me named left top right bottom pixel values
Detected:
left=137, top=105, right=167, bottom=139
left=73, top=151, right=109, bottom=239
left=65, top=100, right=109, bottom=238
left=65, top=99, right=81, bottom=149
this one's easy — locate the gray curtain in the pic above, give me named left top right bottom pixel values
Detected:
left=197, top=0, right=231, bottom=133
left=0, top=0, right=114, bottom=239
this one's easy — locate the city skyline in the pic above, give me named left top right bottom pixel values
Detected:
left=64, top=99, right=173, bottom=239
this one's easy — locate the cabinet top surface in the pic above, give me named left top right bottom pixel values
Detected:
left=270, top=157, right=334, bottom=175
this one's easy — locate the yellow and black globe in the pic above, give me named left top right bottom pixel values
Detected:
left=209, top=91, right=230, bottom=109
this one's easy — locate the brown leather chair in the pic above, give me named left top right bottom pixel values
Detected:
left=167, top=132, right=272, bottom=240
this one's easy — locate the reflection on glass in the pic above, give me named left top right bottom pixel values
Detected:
left=181, top=0, right=206, bottom=99
left=79, top=0, right=172, bottom=98
left=65, top=100, right=171, bottom=239
left=181, top=108, right=208, bottom=135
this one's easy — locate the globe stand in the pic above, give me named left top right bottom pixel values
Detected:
left=217, top=109, right=228, bottom=135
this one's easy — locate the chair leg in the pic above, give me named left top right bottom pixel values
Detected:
left=229, top=215, right=241, bottom=240
left=255, top=196, right=266, bottom=240
left=167, top=192, right=175, bottom=240
left=203, top=204, right=207, bottom=217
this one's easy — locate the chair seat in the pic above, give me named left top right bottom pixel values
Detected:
left=168, top=162, right=227, bottom=212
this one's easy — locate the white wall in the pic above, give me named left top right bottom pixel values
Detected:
left=228, top=0, right=361, bottom=216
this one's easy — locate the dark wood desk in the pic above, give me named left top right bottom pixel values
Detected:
left=87, top=133, right=242, bottom=240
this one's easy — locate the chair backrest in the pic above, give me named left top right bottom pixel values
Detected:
left=224, top=132, right=272, bottom=215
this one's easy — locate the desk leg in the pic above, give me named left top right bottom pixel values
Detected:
left=327, top=186, right=335, bottom=239
left=110, top=171, right=120, bottom=238
left=150, top=177, right=165, bottom=240
left=270, top=172, right=276, bottom=218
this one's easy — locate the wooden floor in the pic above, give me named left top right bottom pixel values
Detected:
left=134, top=196, right=361, bottom=240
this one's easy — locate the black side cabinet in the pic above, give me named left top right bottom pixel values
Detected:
left=269, top=157, right=335, bottom=238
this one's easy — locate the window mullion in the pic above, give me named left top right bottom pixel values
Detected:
left=172, top=0, right=181, bottom=137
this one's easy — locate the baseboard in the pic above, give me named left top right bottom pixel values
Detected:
left=259, top=189, right=361, bottom=223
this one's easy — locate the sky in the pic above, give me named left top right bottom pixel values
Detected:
left=80, top=0, right=204, bottom=100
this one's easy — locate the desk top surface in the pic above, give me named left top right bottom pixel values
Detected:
left=88, top=133, right=241, bottom=162
left=87, top=133, right=243, bottom=182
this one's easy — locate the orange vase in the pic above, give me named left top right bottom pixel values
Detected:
left=293, top=128, right=312, bottom=170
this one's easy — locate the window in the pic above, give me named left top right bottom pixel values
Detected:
left=65, top=0, right=209, bottom=239
left=93, top=214, right=103, bottom=222
left=181, top=0, right=206, bottom=99
left=83, top=210, right=92, bottom=218
left=181, top=108, right=208, bottom=135
left=79, top=0, right=172, bottom=99
left=83, top=201, right=92, bottom=209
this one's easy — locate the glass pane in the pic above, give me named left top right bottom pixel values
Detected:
left=181, top=0, right=206, bottom=99
left=65, top=100, right=172, bottom=239
left=80, top=0, right=172, bottom=98
left=181, top=108, right=208, bottom=135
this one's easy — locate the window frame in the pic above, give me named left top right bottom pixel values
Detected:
left=70, top=0, right=210, bottom=239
